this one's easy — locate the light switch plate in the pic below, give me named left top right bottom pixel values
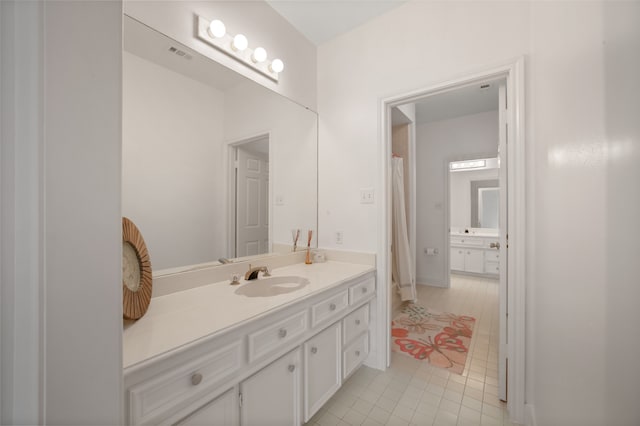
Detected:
left=360, top=188, right=374, bottom=204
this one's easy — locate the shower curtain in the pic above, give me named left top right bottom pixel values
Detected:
left=392, top=157, right=416, bottom=302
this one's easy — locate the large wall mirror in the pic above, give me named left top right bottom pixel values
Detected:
left=122, top=16, right=318, bottom=272
left=449, top=158, right=499, bottom=231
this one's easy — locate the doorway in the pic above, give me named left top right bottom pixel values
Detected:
left=229, top=135, right=270, bottom=258
left=379, top=59, right=526, bottom=423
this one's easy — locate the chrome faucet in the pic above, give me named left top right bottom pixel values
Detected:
left=244, top=264, right=271, bottom=281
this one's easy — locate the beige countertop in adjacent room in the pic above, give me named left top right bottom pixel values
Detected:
left=123, top=261, right=375, bottom=369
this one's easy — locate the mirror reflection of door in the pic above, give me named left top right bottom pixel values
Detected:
left=235, top=137, right=269, bottom=257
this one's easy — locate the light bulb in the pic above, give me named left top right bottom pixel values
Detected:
left=269, top=58, right=284, bottom=73
left=207, top=19, right=226, bottom=38
left=252, top=47, right=267, bottom=63
left=232, top=34, right=248, bottom=51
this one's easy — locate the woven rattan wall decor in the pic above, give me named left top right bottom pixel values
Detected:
left=122, top=217, right=152, bottom=320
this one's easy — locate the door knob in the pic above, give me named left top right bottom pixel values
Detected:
left=490, top=242, right=500, bottom=249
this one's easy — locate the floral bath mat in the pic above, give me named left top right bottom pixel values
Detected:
left=391, top=303, right=476, bottom=375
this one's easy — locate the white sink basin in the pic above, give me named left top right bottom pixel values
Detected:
left=234, top=276, right=310, bottom=298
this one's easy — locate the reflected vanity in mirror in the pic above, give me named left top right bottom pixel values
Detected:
left=122, top=15, right=318, bottom=273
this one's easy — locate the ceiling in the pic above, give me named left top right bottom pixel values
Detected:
left=266, top=0, right=407, bottom=45
left=412, top=80, right=502, bottom=124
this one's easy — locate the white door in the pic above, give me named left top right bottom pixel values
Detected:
left=176, top=387, right=238, bottom=426
left=304, top=322, right=341, bottom=422
left=236, top=146, right=269, bottom=257
left=240, top=348, right=301, bottom=426
left=498, top=83, right=508, bottom=401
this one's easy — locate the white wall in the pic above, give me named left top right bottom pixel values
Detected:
left=123, top=0, right=317, bottom=110
left=43, top=1, right=123, bottom=424
left=123, top=52, right=227, bottom=270
left=415, top=111, right=498, bottom=286
left=318, top=1, right=640, bottom=425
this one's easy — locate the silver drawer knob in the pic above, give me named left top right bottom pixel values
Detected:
left=355, top=319, right=361, bottom=325
left=288, top=364, right=296, bottom=373
left=361, top=287, right=367, bottom=294
left=278, top=328, right=287, bottom=338
left=191, top=373, right=203, bottom=386
left=311, top=347, right=318, bottom=354
left=355, top=350, right=360, bottom=356
left=329, top=303, right=336, bottom=311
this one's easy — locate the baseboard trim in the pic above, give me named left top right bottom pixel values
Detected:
left=525, top=403, right=537, bottom=426
left=416, top=277, right=446, bottom=288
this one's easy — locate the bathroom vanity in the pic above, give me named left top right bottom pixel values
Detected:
left=123, top=261, right=375, bottom=425
left=450, top=233, right=500, bottom=276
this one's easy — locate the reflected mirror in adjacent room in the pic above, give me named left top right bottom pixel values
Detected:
left=470, top=180, right=499, bottom=228
left=122, top=15, right=318, bottom=273
left=449, top=157, right=499, bottom=231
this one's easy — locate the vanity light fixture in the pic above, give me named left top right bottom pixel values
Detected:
left=196, top=15, right=284, bottom=82
left=208, top=19, right=226, bottom=38
left=251, top=47, right=267, bottom=63
left=232, top=34, right=248, bottom=51
left=450, top=159, right=487, bottom=170
left=269, top=58, right=284, bottom=73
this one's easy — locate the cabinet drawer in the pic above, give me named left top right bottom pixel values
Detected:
left=248, top=310, right=307, bottom=363
left=348, top=276, right=375, bottom=305
left=311, top=290, right=348, bottom=328
left=485, top=261, right=500, bottom=274
left=129, top=340, right=242, bottom=425
left=450, top=236, right=484, bottom=247
left=343, top=333, right=369, bottom=380
left=343, top=304, right=369, bottom=345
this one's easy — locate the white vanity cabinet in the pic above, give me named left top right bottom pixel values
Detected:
left=303, top=322, right=341, bottom=421
left=124, top=270, right=376, bottom=426
left=176, top=388, right=238, bottom=426
left=450, top=235, right=499, bottom=276
left=241, top=348, right=302, bottom=426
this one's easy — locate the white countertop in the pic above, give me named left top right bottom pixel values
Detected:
left=123, top=261, right=375, bottom=369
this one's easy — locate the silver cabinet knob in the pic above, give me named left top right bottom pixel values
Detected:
left=311, top=347, right=318, bottom=354
left=355, top=319, right=361, bottom=325
left=278, top=328, right=287, bottom=338
left=288, top=364, right=296, bottom=373
left=490, top=242, right=501, bottom=249
left=362, top=287, right=367, bottom=294
left=459, top=250, right=463, bottom=254
left=467, top=251, right=471, bottom=255
left=191, top=373, right=203, bottom=386
left=355, top=350, right=360, bottom=356
left=329, top=303, right=336, bottom=311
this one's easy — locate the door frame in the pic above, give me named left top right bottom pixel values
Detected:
left=377, top=57, right=526, bottom=423
left=226, top=132, right=272, bottom=258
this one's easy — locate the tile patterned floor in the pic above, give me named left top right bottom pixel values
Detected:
left=306, top=274, right=517, bottom=426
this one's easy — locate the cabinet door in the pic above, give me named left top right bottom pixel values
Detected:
left=450, top=248, right=465, bottom=271
left=240, top=348, right=301, bottom=426
left=304, top=322, right=341, bottom=422
left=176, top=388, right=238, bottom=426
left=465, top=249, right=484, bottom=273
